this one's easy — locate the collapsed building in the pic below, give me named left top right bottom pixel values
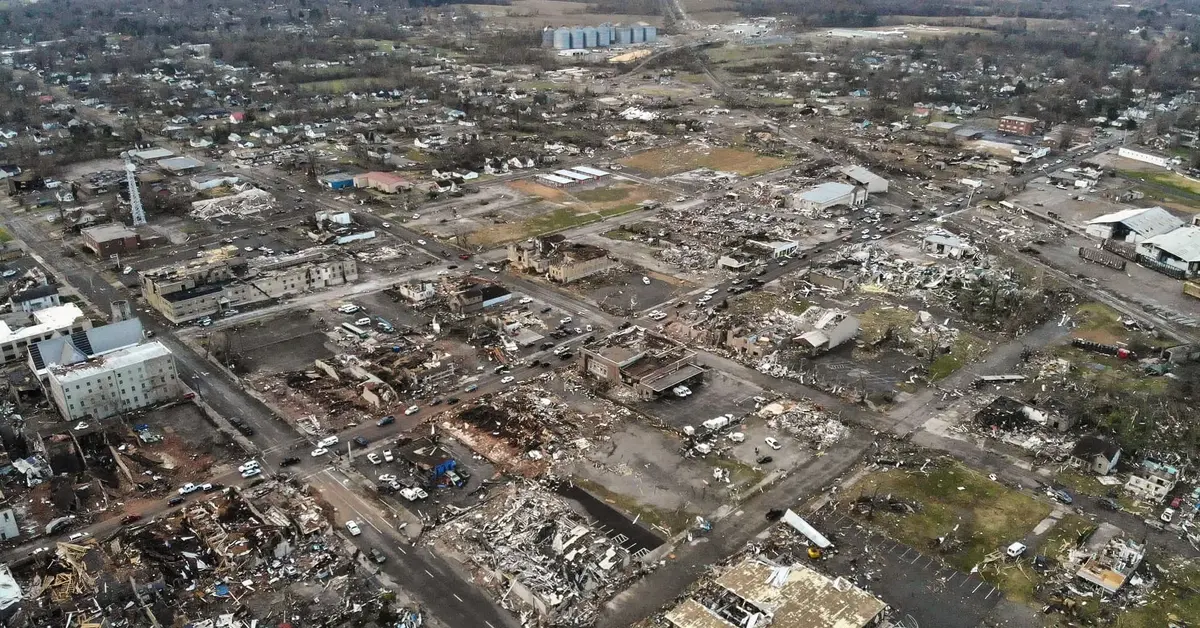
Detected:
left=424, top=483, right=640, bottom=626
left=140, top=247, right=358, bottom=323
left=664, top=557, right=887, bottom=628
left=508, top=235, right=617, bottom=284
left=6, top=484, right=375, bottom=628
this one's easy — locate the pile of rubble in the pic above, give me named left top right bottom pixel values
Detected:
left=758, top=400, right=849, bottom=450
left=424, top=482, right=643, bottom=627
left=190, top=186, right=274, bottom=220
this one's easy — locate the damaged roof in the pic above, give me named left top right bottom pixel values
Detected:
left=714, top=559, right=886, bottom=628
left=1086, top=206, right=1182, bottom=237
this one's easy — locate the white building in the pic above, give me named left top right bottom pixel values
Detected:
left=839, top=166, right=889, bottom=193
left=790, top=182, right=867, bottom=213
left=46, top=341, right=181, bottom=422
left=1117, top=146, right=1171, bottom=169
left=1124, top=460, right=1179, bottom=503
left=8, top=284, right=60, bottom=313
left=1085, top=206, right=1182, bottom=243
left=28, top=318, right=145, bottom=382
left=0, top=304, right=89, bottom=365
left=397, top=281, right=437, bottom=303
left=1136, top=226, right=1200, bottom=277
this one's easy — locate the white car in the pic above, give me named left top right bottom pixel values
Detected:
left=382, top=222, right=391, bottom=228
left=178, top=483, right=200, bottom=495
left=310, top=447, right=329, bottom=457
left=404, top=405, right=420, bottom=416
left=474, top=264, right=484, bottom=270
left=337, top=304, right=360, bottom=314
left=642, top=276, right=651, bottom=285
left=411, top=213, right=420, bottom=219
left=67, top=532, right=90, bottom=541
left=698, top=295, right=712, bottom=303
left=500, top=376, right=515, bottom=384
left=400, top=487, right=429, bottom=501
left=383, top=450, right=394, bottom=463
left=416, top=239, right=427, bottom=245
left=488, top=266, right=501, bottom=273
left=585, top=325, right=593, bottom=332
left=345, top=520, right=362, bottom=536
left=378, top=474, right=398, bottom=483
left=123, top=266, right=134, bottom=275
left=317, top=436, right=340, bottom=448
left=1162, top=508, right=1176, bottom=523
left=560, top=317, right=573, bottom=325
left=704, top=288, right=718, bottom=296
left=764, top=437, right=781, bottom=450
left=355, top=317, right=371, bottom=327
left=367, top=453, right=382, bottom=465
left=518, top=297, right=533, bottom=305
left=240, top=467, right=261, bottom=479
left=1005, top=542, right=1027, bottom=558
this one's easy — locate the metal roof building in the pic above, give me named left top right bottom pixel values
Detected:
left=1137, top=225, right=1200, bottom=277
left=572, top=166, right=610, bottom=177
left=1085, top=206, right=1182, bottom=244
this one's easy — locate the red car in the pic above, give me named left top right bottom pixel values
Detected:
left=458, top=254, right=471, bottom=260
left=120, top=514, right=143, bottom=525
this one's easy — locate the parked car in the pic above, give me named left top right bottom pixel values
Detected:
left=378, top=415, right=396, bottom=427
left=178, top=483, right=200, bottom=495
left=1161, top=508, right=1176, bottom=523
left=311, top=447, right=329, bottom=457
left=383, top=450, right=394, bottom=463
left=120, top=514, right=144, bottom=525
left=764, top=437, right=781, bottom=450
left=345, top=520, right=362, bottom=536
left=1006, top=542, right=1027, bottom=558
left=353, top=436, right=369, bottom=447
left=404, top=405, right=420, bottom=416
left=167, top=496, right=186, bottom=506
left=280, top=456, right=301, bottom=467
left=369, top=548, right=387, bottom=563
left=229, top=418, right=255, bottom=436
left=367, top=453, right=382, bottom=465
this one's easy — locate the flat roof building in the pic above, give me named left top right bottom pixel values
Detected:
left=580, top=326, right=705, bottom=400
left=80, top=224, right=140, bottom=258
left=28, top=317, right=144, bottom=381
left=839, top=166, right=888, bottom=194
left=46, top=341, right=180, bottom=422
left=790, top=182, right=867, bottom=214
left=140, top=248, right=358, bottom=323
left=0, top=304, right=90, bottom=366
left=1136, top=226, right=1200, bottom=277
left=157, top=156, right=204, bottom=173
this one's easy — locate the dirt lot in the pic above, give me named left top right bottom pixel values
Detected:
left=460, top=0, right=662, bottom=27
left=620, top=145, right=791, bottom=177
left=570, top=267, right=691, bottom=316
left=215, top=311, right=334, bottom=374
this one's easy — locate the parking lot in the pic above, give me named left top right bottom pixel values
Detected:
left=813, top=512, right=1004, bottom=628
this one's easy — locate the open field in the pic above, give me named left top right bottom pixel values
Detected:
left=460, top=0, right=661, bottom=27
left=620, top=145, right=791, bottom=176
left=848, top=460, right=1052, bottom=571
left=298, top=77, right=393, bottom=93
left=465, top=181, right=663, bottom=247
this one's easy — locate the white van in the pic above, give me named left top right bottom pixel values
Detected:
left=317, top=436, right=339, bottom=448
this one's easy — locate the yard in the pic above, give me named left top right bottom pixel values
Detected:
left=847, top=460, right=1052, bottom=573
left=619, top=145, right=791, bottom=177
left=466, top=181, right=660, bottom=247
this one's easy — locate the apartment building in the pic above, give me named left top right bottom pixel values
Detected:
left=46, top=341, right=181, bottom=421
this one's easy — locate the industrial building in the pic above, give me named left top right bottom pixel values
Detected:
left=450, top=284, right=512, bottom=313
left=790, top=182, right=867, bottom=213
left=1136, top=226, right=1200, bottom=277
left=353, top=171, right=411, bottom=194
left=1117, top=146, right=1172, bottom=169
left=0, top=304, right=90, bottom=366
left=838, top=166, right=889, bottom=194
left=580, top=326, right=705, bottom=401
left=319, top=172, right=356, bottom=190
left=507, top=235, right=617, bottom=283
left=1085, top=206, right=1182, bottom=243
left=140, top=248, right=359, bottom=323
left=46, top=340, right=181, bottom=422
left=664, top=558, right=887, bottom=628
left=542, top=24, right=658, bottom=50
left=157, top=156, right=204, bottom=174
left=997, top=115, right=1038, bottom=136
left=80, top=224, right=141, bottom=258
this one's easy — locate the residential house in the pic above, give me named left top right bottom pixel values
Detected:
left=1070, top=435, right=1121, bottom=475
left=1124, top=459, right=1179, bottom=503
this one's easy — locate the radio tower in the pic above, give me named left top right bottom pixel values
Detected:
left=124, top=153, right=147, bottom=226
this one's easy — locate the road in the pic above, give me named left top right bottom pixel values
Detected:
left=0, top=209, right=521, bottom=628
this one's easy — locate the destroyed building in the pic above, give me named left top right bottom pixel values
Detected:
left=140, top=247, right=358, bottom=323
left=580, top=326, right=705, bottom=401
left=1069, top=435, right=1121, bottom=476
left=974, top=396, right=1074, bottom=433
left=450, top=283, right=512, bottom=313
left=425, top=483, right=638, bottom=626
left=508, top=235, right=617, bottom=284
left=1124, top=459, right=1179, bottom=503
left=664, top=557, right=887, bottom=628
left=723, top=307, right=859, bottom=358
left=1076, top=537, right=1145, bottom=594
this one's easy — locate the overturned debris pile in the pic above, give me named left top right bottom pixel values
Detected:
left=425, top=483, right=642, bottom=627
